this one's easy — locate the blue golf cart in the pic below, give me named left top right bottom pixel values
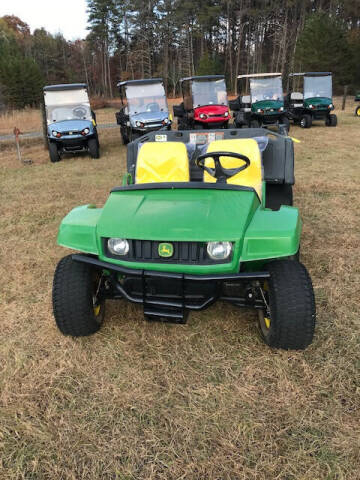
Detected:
left=43, top=83, right=100, bottom=162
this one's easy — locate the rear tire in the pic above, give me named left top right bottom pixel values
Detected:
left=281, top=115, right=290, bottom=132
left=49, top=142, right=60, bottom=163
left=300, top=114, right=312, bottom=128
left=52, top=255, right=105, bottom=337
left=120, top=127, right=129, bottom=145
left=88, top=138, right=100, bottom=158
left=259, top=260, right=316, bottom=350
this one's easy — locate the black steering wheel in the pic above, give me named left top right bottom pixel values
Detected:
left=196, top=151, right=250, bottom=183
left=73, top=106, right=87, bottom=118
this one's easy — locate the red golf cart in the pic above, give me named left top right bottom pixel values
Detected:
left=173, top=75, right=230, bottom=130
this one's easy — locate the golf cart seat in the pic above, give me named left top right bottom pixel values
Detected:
left=290, top=92, right=303, bottom=101
left=204, top=139, right=262, bottom=199
left=136, top=142, right=190, bottom=183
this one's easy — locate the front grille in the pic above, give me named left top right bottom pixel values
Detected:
left=103, top=239, right=233, bottom=265
left=209, top=114, right=225, bottom=118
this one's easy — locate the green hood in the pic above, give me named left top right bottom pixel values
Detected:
left=252, top=99, right=284, bottom=115
left=97, top=188, right=259, bottom=242
left=304, top=97, right=332, bottom=109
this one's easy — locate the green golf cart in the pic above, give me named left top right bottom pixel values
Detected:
left=287, top=72, right=337, bottom=128
left=52, top=128, right=315, bottom=350
left=229, top=73, right=290, bottom=132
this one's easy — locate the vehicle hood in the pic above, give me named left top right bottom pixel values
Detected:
left=304, top=97, right=332, bottom=108
left=48, top=119, right=93, bottom=133
left=130, top=111, right=169, bottom=126
left=96, top=188, right=259, bottom=242
left=252, top=100, right=284, bottom=112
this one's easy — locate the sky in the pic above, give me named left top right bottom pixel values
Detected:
left=0, top=0, right=88, bottom=40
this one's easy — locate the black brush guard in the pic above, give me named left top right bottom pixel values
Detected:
left=73, top=254, right=270, bottom=324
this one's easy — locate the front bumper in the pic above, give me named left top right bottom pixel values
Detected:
left=73, top=254, right=269, bottom=323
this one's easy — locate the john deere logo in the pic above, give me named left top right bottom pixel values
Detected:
left=158, top=242, right=173, bottom=258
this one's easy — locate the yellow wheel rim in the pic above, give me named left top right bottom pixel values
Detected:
left=357, top=109, right=360, bottom=117
left=264, top=317, right=271, bottom=329
left=93, top=304, right=101, bottom=316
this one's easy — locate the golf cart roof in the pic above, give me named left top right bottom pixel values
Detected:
left=289, top=72, right=332, bottom=77
left=237, top=73, right=282, bottom=79
left=43, top=83, right=87, bottom=92
left=117, top=78, right=164, bottom=88
left=181, top=75, right=225, bottom=83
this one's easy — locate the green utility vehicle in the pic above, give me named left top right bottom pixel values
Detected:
left=229, top=73, right=290, bottom=132
left=287, top=72, right=337, bottom=128
left=52, top=128, right=315, bottom=350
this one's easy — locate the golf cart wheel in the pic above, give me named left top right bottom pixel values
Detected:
left=258, top=260, right=316, bottom=350
left=88, top=138, right=100, bottom=159
left=300, top=114, right=312, bottom=128
left=250, top=119, right=260, bottom=128
left=326, top=114, right=337, bottom=127
left=120, top=127, right=129, bottom=145
left=49, top=142, right=60, bottom=163
left=52, top=255, right=105, bottom=337
left=281, top=115, right=290, bottom=132
left=355, top=106, right=360, bottom=117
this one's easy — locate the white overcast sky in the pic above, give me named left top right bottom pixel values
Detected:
left=0, top=0, right=88, bottom=40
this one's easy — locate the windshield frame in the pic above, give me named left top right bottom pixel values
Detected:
left=125, top=82, right=168, bottom=115
left=191, top=79, right=228, bottom=107
left=304, top=75, right=332, bottom=99
left=249, top=77, right=283, bottom=103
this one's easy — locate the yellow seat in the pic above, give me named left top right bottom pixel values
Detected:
left=204, top=139, right=263, bottom=199
left=136, top=142, right=190, bottom=183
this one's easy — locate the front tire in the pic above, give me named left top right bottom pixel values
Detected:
left=326, top=114, right=337, bottom=127
left=355, top=106, right=360, bottom=117
left=88, top=138, right=100, bottom=158
left=250, top=119, right=261, bottom=128
left=300, top=114, right=312, bottom=128
left=259, top=260, right=316, bottom=350
left=52, top=255, right=105, bottom=337
left=49, top=142, right=60, bottom=163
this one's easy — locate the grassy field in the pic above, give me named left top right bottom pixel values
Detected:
left=0, top=102, right=359, bottom=479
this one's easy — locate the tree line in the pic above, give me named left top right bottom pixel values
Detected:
left=0, top=0, right=359, bottom=109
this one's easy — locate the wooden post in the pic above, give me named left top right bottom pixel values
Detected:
left=13, top=127, right=22, bottom=164
left=342, top=85, right=348, bottom=111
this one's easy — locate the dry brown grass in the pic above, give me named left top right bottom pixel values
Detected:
left=0, top=101, right=359, bottom=480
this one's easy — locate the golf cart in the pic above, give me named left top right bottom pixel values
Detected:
left=354, top=91, right=360, bottom=116
left=52, top=127, right=316, bottom=350
left=115, top=79, right=172, bottom=144
left=230, top=73, right=289, bottom=131
left=286, top=72, right=337, bottom=128
left=43, top=83, right=99, bottom=162
left=173, top=76, right=230, bottom=130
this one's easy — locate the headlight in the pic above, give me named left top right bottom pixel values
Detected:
left=199, top=113, right=207, bottom=119
left=81, top=128, right=90, bottom=136
left=329, top=103, right=333, bottom=108
left=135, top=121, right=141, bottom=127
left=163, top=118, right=169, bottom=124
left=207, top=242, right=232, bottom=260
left=52, top=130, right=61, bottom=138
left=108, top=238, right=129, bottom=256
left=309, top=104, right=314, bottom=109
left=279, top=106, right=284, bottom=112
left=224, top=111, right=229, bottom=117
